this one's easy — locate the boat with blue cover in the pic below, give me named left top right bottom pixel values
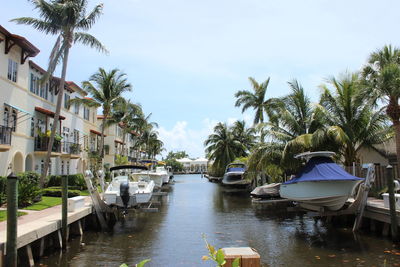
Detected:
left=279, top=151, right=364, bottom=211
left=222, top=163, right=250, bottom=189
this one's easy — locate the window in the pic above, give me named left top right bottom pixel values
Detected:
left=64, top=93, right=71, bottom=109
left=3, top=107, right=9, bottom=127
left=66, top=161, right=70, bottom=175
left=61, top=161, right=64, bottom=175
left=11, top=110, right=17, bottom=132
left=30, top=118, right=35, bottom=137
left=74, top=98, right=80, bottom=114
left=7, top=59, right=18, bottom=82
left=73, top=130, right=79, bottom=144
left=84, top=107, right=90, bottom=120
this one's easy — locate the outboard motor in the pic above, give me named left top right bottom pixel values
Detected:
left=120, top=181, right=130, bottom=209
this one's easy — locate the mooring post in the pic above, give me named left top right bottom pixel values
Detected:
left=6, top=172, right=18, bottom=267
left=61, top=174, right=68, bottom=249
left=386, top=165, right=398, bottom=240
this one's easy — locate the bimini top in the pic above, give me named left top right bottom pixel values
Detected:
left=110, top=165, right=148, bottom=172
left=225, top=163, right=246, bottom=173
left=283, top=157, right=363, bottom=185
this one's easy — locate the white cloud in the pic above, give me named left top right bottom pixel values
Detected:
left=158, top=118, right=218, bottom=158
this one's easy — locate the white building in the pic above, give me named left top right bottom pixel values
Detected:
left=176, top=157, right=208, bottom=173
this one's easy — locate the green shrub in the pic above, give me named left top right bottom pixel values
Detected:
left=47, top=174, right=86, bottom=190
left=17, top=172, right=41, bottom=207
left=0, top=176, right=6, bottom=206
left=42, top=187, right=81, bottom=197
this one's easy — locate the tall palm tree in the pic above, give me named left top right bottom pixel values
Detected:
left=12, top=0, right=107, bottom=186
left=70, top=68, right=132, bottom=159
left=204, top=122, right=246, bottom=176
left=234, top=77, right=273, bottom=125
left=362, top=45, right=400, bottom=167
left=231, top=120, right=256, bottom=156
left=108, top=99, right=144, bottom=156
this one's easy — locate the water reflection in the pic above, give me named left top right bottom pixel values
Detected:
left=37, top=174, right=400, bottom=267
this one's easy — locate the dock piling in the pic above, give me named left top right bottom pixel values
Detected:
left=6, top=172, right=18, bottom=267
left=61, top=174, right=68, bottom=249
left=386, top=165, right=398, bottom=240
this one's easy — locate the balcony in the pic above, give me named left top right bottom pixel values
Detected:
left=0, top=125, right=12, bottom=152
left=34, top=136, right=61, bottom=157
left=61, top=142, right=82, bottom=159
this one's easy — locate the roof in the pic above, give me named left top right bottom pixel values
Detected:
left=114, top=140, right=124, bottom=144
left=193, top=158, right=208, bottom=162
left=29, top=61, right=74, bottom=93
left=66, top=81, right=87, bottom=96
left=176, top=158, right=192, bottom=163
left=0, top=25, right=40, bottom=61
left=35, top=107, right=65, bottom=120
left=90, top=129, right=106, bottom=137
left=110, top=164, right=148, bottom=172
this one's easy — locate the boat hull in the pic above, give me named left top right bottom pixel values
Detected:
left=280, top=180, right=361, bottom=211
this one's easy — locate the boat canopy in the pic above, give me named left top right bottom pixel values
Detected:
left=283, top=157, right=363, bottom=185
left=226, top=163, right=246, bottom=173
left=110, top=165, right=148, bottom=172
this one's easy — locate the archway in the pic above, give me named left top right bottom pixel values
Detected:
left=13, top=152, right=24, bottom=174
left=25, top=154, right=33, bottom=172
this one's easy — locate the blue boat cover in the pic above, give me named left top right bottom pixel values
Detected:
left=227, top=167, right=245, bottom=173
left=283, top=157, right=363, bottom=184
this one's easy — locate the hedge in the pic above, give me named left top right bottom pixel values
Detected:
left=17, top=172, right=41, bottom=207
left=47, top=174, right=86, bottom=190
left=42, top=187, right=81, bottom=198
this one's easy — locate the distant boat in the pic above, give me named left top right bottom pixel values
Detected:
left=279, top=151, right=363, bottom=211
left=251, top=183, right=281, bottom=198
left=103, top=165, right=155, bottom=209
left=222, top=163, right=251, bottom=189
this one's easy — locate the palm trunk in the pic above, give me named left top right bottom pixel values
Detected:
left=40, top=44, right=70, bottom=187
left=394, top=121, right=400, bottom=172
left=99, top=113, right=107, bottom=160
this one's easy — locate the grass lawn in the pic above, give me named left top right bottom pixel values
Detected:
left=24, top=196, right=62, bottom=211
left=0, top=210, right=27, bottom=222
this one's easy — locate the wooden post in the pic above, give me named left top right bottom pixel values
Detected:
left=61, top=174, right=68, bottom=249
left=386, top=165, right=398, bottom=240
left=6, top=173, right=18, bottom=267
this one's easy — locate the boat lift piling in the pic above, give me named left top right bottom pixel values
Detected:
left=83, top=170, right=109, bottom=231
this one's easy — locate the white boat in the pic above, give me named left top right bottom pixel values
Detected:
left=251, top=183, right=281, bottom=198
left=279, top=151, right=363, bottom=211
left=166, top=166, right=174, bottom=181
left=155, top=166, right=170, bottom=184
left=222, top=163, right=251, bottom=189
left=103, top=165, right=155, bottom=209
left=146, top=170, right=164, bottom=189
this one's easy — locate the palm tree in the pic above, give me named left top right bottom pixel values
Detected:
left=108, top=99, right=144, bottom=157
left=234, top=77, right=273, bottom=125
left=204, top=123, right=246, bottom=176
left=12, top=0, right=107, bottom=187
left=314, top=72, right=390, bottom=165
left=231, top=120, right=256, bottom=156
left=362, top=45, right=400, bottom=167
left=70, top=68, right=132, bottom=159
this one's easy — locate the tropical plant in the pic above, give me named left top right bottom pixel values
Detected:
left=234, top=77, right=273, bottom=125
left=204, top=122, right=247, bottom=176
left=70, top=68, right=132, bottom=160
left=115, top=155, right=129, bottom=165
left=362, top=45, right=400, bottom=167
left=231, top=120, right=256, bottom=155
left=313, top=72, right=390, bottom=165
left=12, top=0, right=107, bottom=187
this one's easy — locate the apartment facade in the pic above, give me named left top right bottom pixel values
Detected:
left=0, top=25, right=101, bottom=176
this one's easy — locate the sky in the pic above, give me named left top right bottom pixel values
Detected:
left=3, top=0, right=400, bottom=158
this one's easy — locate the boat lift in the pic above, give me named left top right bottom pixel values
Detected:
left=286, top=164, right=376, bottom=232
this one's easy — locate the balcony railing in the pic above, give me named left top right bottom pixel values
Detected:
left=62, top=142, right=82, bottom=155
left=0, top=125, right=12, bottom=145
left=35, top=136, right=61, bottom=153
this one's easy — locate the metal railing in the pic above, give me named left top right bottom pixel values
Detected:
left=61, top=142, right=82, bottom=155
left=0, top=125, right=12, bottom=145
left=34, top=136, right=61, bottom=153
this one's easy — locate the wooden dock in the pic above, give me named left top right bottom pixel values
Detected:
left=0, top=199, right=94, bottom=267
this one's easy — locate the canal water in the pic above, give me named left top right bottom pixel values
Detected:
left=38, top=174, right=400, bottom=266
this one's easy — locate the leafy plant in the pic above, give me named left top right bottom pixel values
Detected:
left=119, top=259, right=151, bottom=267
left=17, top=172, right=42, bottom=207
left=202, top=235, right=240, bottom=267
left=115, top=155, right=129, bottom=165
